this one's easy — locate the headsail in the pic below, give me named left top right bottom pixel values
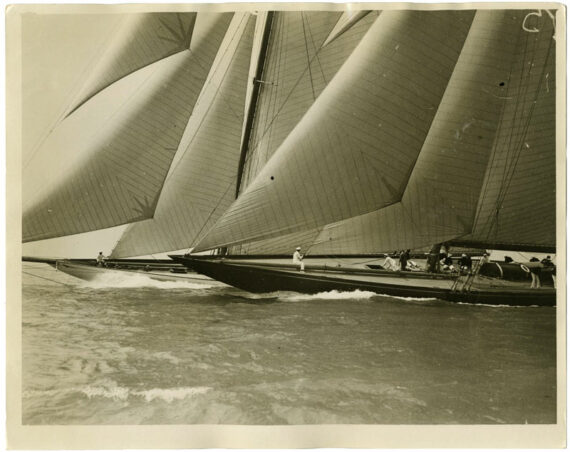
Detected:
left=23, top=13, right=233, bottom=243
left=110, top=13, right=256, bottom=258
left=193, top=10, right=475, bottom=252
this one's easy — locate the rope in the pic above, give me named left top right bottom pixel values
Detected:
left=23, top=271, right=72, bottom=286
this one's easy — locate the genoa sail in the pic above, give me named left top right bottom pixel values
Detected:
left=22, top=13, right=232, bottom=243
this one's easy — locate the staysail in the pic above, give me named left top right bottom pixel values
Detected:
left=23, top=13, right=232, bottom=243
left=110, top=13, right=256, bottom=258
left=193, top=10, right=476, bottom=252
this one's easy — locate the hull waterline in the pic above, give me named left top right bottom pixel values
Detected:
left=176, top=257, right=556, bottom=307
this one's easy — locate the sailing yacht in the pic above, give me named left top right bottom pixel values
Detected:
left=22, top=8, right=559, bottom=305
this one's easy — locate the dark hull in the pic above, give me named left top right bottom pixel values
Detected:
left=178, top=258, right=556, bottom=307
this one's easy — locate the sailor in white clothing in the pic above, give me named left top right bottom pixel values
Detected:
left=293, top=247, right=305, bottom=272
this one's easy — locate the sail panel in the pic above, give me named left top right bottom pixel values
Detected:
left=239, top=11, right=377, bottom=191
left=194, top=10, right=475, bottom=252
left=111, top=13, right=256, bottom=258
left=23, top=16, right=232, bottom=243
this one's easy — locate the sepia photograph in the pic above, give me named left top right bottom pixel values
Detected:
left=6, top=2, right=566, bottom=448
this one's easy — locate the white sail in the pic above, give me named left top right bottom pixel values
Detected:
left=110, top=13, right=256, bottom=258
left=23, top=14, right=232, bottom=243
left=194, top=10, right=476, bottom=252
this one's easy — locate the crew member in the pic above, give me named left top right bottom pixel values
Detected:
left=382, top=253, right=398, bottom=271
left=293, top=247, right=305, bottom=272
left=96, top=252, right=105, bottom=267
left=399, top=250, right=410, bottom=271
left=529, top=257, right=542, bottom=289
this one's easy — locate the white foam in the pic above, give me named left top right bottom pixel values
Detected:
left=33, top=383, right=215, bottom=403
left=80, top=272, right=219, bottom=289
left=279, top=289, right=378, bottom=302
left=132, top=386, right=211, bottom=402
left=372, top=293, right=439, bottom=302
left=81, top=385, right=130, bottom=401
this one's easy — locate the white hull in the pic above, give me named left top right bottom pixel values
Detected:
left=53, top=261, right=224, bottom=286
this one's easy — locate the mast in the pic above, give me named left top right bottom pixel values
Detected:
left=235, top=11, right=275, bottom=198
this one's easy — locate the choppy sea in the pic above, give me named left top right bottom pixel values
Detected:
left=22, top=264, right=557, bottom=425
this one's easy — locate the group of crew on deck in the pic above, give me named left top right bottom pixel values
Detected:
left=291, top=246, right=556, bottom=291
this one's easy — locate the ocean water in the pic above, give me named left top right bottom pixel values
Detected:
left=22, top=265, right=557, bottom=425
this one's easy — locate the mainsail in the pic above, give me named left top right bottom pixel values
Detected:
left=193, top=10, right=477, bottom=252
left=22, top=13, right=232, bottom=243
left=110, top=13, right=256, bottom=258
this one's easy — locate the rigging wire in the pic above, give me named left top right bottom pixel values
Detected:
left=241, top=14, right=333, bottom=172
left=184, top=180, right=235, bottom=254
left=301, top=12, right=317, bottom=101
left=303, top=12, right=330, bottom=86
